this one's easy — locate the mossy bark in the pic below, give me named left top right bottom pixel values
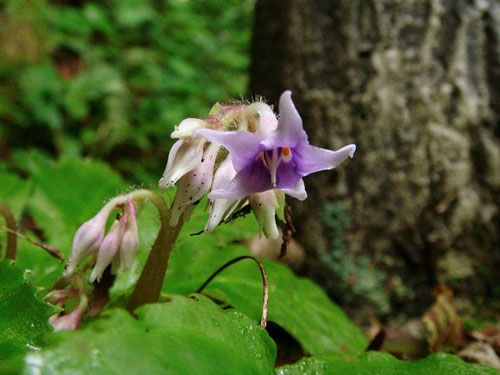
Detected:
left=250, top=0, right=499, bottom=316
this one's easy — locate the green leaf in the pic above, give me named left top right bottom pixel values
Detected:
left=28, top=158, right=127, bottom=250
left=111, top=199, right=366, bottom=356
left=15, top=240, right=65, bottom=292
left=199, top=259, right=368, bottom=356
left=24, top=295, right=276, bottom=374
left=165, top=204, right=367, bottom=355
left=0, top=260, right=60, bottom=361
left=0, top=171, right=33, bottom=219
left=275, top=352, right=499, bottom=375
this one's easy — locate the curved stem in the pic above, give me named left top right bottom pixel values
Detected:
left=196, top=256, right=269, bottom=328
left=126, top=190, right=182, bottom=313
left=0, top=203, right=17, bottom=260
left=126, top=189, right=170, bottom=225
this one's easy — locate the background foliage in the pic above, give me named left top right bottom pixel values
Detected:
left=0, top=0, right=254, bottom=183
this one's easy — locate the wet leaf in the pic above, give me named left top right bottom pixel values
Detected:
left=24, top=295, right=276, bottom=374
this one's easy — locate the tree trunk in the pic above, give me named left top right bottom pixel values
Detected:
left=250, top=0, right=499, bottom=317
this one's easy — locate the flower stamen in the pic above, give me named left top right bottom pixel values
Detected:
left=258, top=147, right=293, bottom=187
left=281, top=147, right=292, bottom=163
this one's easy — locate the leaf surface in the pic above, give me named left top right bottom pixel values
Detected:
left=0, top=260, right=59, bottom=361
left=24, top=295, right=276, bottom=375
left=275, top=352, right=499, bottom=375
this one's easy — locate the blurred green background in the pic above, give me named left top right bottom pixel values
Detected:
left=0, top=0, right=254, bottom=184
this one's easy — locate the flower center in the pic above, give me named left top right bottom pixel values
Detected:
left=259, top=147, right=293, bottom=187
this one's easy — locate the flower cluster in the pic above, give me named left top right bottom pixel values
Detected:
left=65, top=197, right=139, bottom=282
left=161, top=91, right=356, bottom=238
left=63, top=91, right=355, bottom=285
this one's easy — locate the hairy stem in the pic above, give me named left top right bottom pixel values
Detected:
left=196, top=256, right=269, bottom=327
left=0, top=203, right=17, bottom=260
left=126, top=190, right=182, bottom=312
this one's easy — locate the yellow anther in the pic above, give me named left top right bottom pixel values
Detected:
left=281, top=147, right=292, bottom=162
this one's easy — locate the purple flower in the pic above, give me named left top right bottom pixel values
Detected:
left=193, top=91, right=356, bottom=201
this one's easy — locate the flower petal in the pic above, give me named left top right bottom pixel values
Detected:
left=159, top=139, right=204, bottom=190
left=262, top=91, right=308, bottom=149
left=193, top=129, right=263, bottom=171
left=208, top=158, right=273, bottom=200
left=205, top=198, right=236, bottom=232
left=249, top=191, right=280, bottom=239
left=245, top=102, right=278, bottom=136
left=211, top=156, right=237, bottom=190
left=280, top=179, right=307, bottom=201
left=294, top=144, right=356, bottom=176
left=274, top=159, right=303, bottom=190
left=171, top=118, right=205, bottom=139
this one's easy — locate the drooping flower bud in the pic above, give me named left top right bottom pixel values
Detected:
left=249, top=190, right=282, bottom=239
left=50, top=307, right=84, bottom=331
left=119, top=200, right=140, bottom=271
left=159, top=138, right=206, bottom=190
left=170, top=143, right=221, bottom=226
left=65, top=204, right=115, bottom=276
left=44, top=288, right=79, bottom=304
left=89, top=215, right=127, bottom=283
left=171, top=118, right=206, bottom=139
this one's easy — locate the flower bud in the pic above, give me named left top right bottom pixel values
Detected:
left=119, top=200, right=140, bottom=271
left=169, top=143, right=221, bottom=226
left=44, top=288, right=79, bottom=304
left=159, top=138, right=206, bottom=190
left=65, top=204, right=114, bottom=276
left=50, top=308, right=84, bottom=331
left=89, top=215, right=126, bottom=283
left=171, top=118, right=206, bottom=139
left=249, top=190, right=280, bottom=239
left=245, top=102, right=278, bottom=136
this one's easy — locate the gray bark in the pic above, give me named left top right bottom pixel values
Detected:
left=250, top=0, right=499, bottom=316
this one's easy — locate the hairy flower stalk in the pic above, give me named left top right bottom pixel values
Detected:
left=63, top=188, right=184, bottom=313
left=65, top=190, right=169, bottom=282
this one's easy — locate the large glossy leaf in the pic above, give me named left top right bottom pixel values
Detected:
left=197, top=259, right=367, bottom=356
left=0, top=260, right=59, bottom=361
left=24, top=295, right=276, bottom=374
left=276, top=352, right=499, bottom=375
left=110, top=199, right=366, bottom=356
left=160, top=204, right=367, bottom=355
